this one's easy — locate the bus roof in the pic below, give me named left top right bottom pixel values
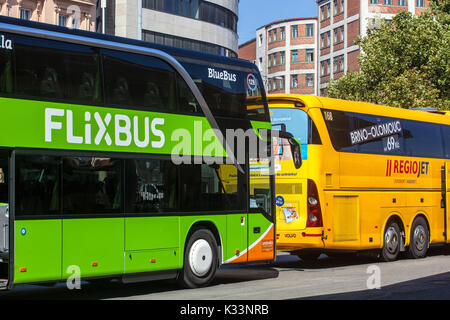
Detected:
left=267, top=94, right=450, bottom=125
left=0, top=16, right=256, bottom=71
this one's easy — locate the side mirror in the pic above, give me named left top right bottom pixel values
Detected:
left=289, top=137, right=302, bottom=169
left=275, top=130, right=302, bottom=169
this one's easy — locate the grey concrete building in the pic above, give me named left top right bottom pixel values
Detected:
left=97, top=0, right=239, bottom=57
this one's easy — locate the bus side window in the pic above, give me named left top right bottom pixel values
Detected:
left=62, top=157, right=122, bottom=215
left=403, top=119, right=443, bottom=158
left=14, top=35, right=100, bottom=104
left=15, top=155, right=60, bottom=216
left=443, top=125, right=450, bottom=159
left=125, top=159, right=178, bottom=214
left=102, top=50, right=177, bottom=112
left=0, top=49, right=13, bottom=94
left=177, top=74, right=201, bottom=114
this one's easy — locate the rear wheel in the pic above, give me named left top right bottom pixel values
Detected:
left=178, top=229, right=218, bottom=289
left=408, top=217, right=429, bottom=259
left=381, top=221, right=401, bottom=262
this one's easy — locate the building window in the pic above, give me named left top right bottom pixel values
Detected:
left=334, top=0, right=338, bottom=15
left=306, top=49, right=314, bottom=62
left=268, top=30, right=272, bottom=43
left=321, top=61, right=325, bottom=76
left=291, top=50, right=298, bottom=63
left=384, top=0, right=392, bottom=5
left=20, top=8, right=31, bottom=20
left=280, top=51, right=285, bottom=65
left=58, top=15, right=67, bottom=27
left=143, top=0, right=238, bottom=33
left=334, top=57, right=338, bottom=73
left=259, top=34, right=263, bottom=47
left=321, top=33, right=325, bottom=48
left=370, top=0, right=379, bottom=4
left=341, top=0, right=345, bottom=12
left=273, top=29, right=277, bottom=42
left=340, top=55, right=344, bottom=71
left=291, top=75, right=298, bottom=88
left=320, top=5, right=325, bottom=20
left=334, top=28, right=338, bottom=43
left=416, top=0, right=424, bottom=7
left=292, top=25, right=298, bottom=38
left=340, top=26, right=344, bottom=42
left=279, top=76, right=285, bottom=90
left=259, top=57, right=263, bottom=70
left=280, top=27, right=285, bottom=40
left=272, top=78, right=277, bottom=90
left=306, top=24, right=314, bottom=37
left=306, top=74, right=314, bottom=88
left=327, top=31, right=331, bottom=47
left=398, top=0, right=406, bottom=6
left=273, top=52, right=277, bottom=66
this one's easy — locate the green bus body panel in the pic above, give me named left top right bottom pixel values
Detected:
left=0, top=97, right=227, bottom=157
left=125, top=216, right=180, bottom=251
left=124, top=216, right=181, bottom=273
left=14, top=220, right=62, bottom=284
left=125, top=249, right=179, bottom=274
left=13, top=213, right=272, bottom=284
left=62, top=218, right=124, bottom=279
left=226, top=214, right=248, bottom=261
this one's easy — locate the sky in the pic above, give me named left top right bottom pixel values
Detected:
left=237, top=0, right=318, bottom=45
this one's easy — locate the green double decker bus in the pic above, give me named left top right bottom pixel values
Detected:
left=0, top=16, right=276, bottom=289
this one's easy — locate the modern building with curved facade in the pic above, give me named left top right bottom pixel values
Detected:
left=98, top=0, right=239, bottom=57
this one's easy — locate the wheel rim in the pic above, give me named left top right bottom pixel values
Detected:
left=385, top=226, right=399, bottom=254
left=413, top=225, right=427, bottom=252
left=189, top=239, right=213, bottom=277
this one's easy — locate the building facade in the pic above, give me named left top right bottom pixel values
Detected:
left=238, top=37, right=256, bottom=64
left=0, top=0, right=96, bottom=31
left=253, top=17, right=319, bottom=96
left=317, top=0, right=431, bottom=96
left=98, top=0, right=239, bottom=57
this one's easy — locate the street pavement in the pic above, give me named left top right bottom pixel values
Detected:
left=2, top=246, right=450, bottom=300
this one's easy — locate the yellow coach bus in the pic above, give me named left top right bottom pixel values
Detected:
left=270, top=94, right=450, bottom=262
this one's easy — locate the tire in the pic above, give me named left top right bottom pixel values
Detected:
left=178, top=229, right=218, bottom=289
left=381, top=221, right=401, bottom=262
left=407, top=216, right=429, bottom=259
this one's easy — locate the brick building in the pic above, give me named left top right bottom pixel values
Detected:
left=250, top=17, right=319, bottom=96
left=0, top=0, right=96, bottom=31
left=238, top=37, right=256, bottom=64
left=317, top=0, right=431, bottom=96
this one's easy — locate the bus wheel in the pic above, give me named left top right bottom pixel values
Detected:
left=381, top=221, right=401, bottom=262
left=408, top=217, right=429, bottom=259
left=179, top=229, right=218, bottom=289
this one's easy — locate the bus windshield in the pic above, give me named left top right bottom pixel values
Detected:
left=270, top=108, right=308, bottom=145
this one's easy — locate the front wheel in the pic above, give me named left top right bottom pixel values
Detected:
left=178, top=229, right=218, bottom=289
left=407, top=217, right=429, bottom=259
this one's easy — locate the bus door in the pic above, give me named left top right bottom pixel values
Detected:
left=444, top=162, right=450, bottom=243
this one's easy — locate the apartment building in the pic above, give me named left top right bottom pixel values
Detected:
left=0, top=0, right=96, bottom=31
left=317, top=0, right=431, bottom=95
left=252, top=17, right=319, bottom=96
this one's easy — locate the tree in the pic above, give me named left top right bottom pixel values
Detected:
left=327, top=0, right=450, bottom=109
